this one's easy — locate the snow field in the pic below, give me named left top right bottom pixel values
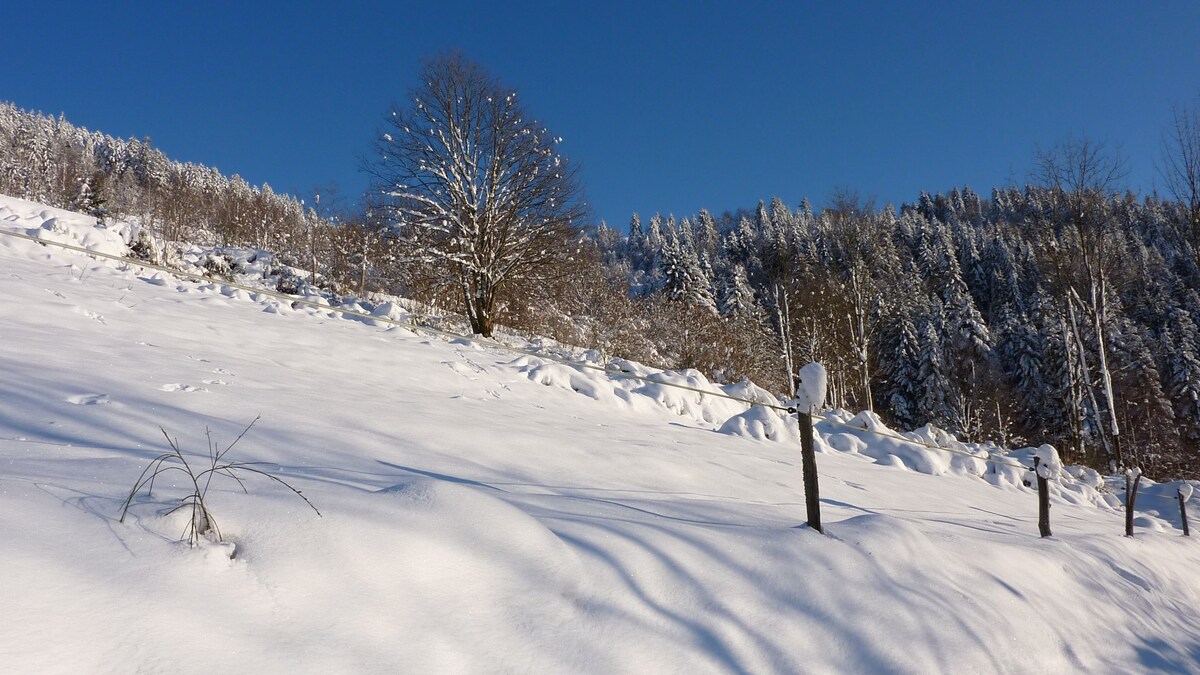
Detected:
left=3, top=193, right=1200, bottom=673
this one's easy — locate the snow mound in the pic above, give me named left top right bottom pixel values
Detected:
left=717, top=405, right=799, bottom=443
left=0, top=196, right=130, bottom=258
left=831, top=512, right=942, bottom=560
left=1000, top=447, right=1116, bottom=509
left=512, top=355, right=771, bottom=426
left=822, top=412, right=957, bottom=475
left=370, top=300, right=411, bottom=325
left=372, top=477, right=583, bottom=597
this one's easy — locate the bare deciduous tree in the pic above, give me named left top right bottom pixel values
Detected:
left=1160, top=97, right=1200, bottom=245
left=822, top=188, right=881, bottom=412
left=368, top=53, right=586, bottom=337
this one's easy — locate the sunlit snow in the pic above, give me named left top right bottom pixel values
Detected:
left=2, top=194, right=1200, bottom=673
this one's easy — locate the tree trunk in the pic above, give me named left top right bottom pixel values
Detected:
left=1091, top=275, right=1122, bottom=467
left=358, top=229, right=370, bottom=298
left=1062, top=317, right=1084, bottom=458
left=773, top=282, right=794, bottom=392
left=1067, top=296, right=1115, bottom=469
left=849, top=269, right=873, bottom=412
left=473, top=311, right=493, bottom=337
left=467, top=277, right=496, bottom=337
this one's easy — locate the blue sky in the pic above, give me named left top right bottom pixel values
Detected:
left=4, top=2, right=1198, bottom=226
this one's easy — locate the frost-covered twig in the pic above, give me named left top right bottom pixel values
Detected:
left=119, top=417, right=320, bottom=548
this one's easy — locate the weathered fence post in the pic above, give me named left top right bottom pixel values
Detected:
left=793, top=362, right=827, bottom=534
left=1125, top=468, right=1143, bottom=537
left=1032, top=445, right=1060, bottom=538
left=797, top=410, right=822, bottom=534
left=1034, top=457, right=1051, bottom=538
left=1180, top=485, right=1193, bottom=537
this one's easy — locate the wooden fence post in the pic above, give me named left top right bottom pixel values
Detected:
left=1034, top=457, right=1051, bottom=537
left=1125, top=469, right=1142, bottom=537
left=1180, top=489, right=1191, bottom=537
left=792, top=362, right=827, bottom=535
left=798, top=410, right=823, bottom=534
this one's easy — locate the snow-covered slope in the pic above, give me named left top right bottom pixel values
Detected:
left=2, top=194, right=1200, bottom=674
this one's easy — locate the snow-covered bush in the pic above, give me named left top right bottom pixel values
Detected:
left=200, top=252, right=237, bottom=280
left=275, top=267, right=303, bottom=295
left=128, top=229, right=160, bottom=262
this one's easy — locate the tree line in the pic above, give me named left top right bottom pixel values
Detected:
left=0, top=102, right=394, bottom=297
left=592, top=176, right=1200, bottom=478
left=365, top=56, right=1200, bottom=479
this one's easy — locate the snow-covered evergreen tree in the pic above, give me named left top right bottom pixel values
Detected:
left=660, top=230, right=716, bottom=312
left=916, top=312, right=953, bottom=429
left=717, top=263, right=757, bottom=317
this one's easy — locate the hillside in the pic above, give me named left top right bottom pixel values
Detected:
left=2, top=193, right=1199, bottom=673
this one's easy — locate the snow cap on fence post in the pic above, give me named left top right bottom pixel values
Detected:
left=1179, top=484, right=1194, bottom=503
left=792, top=362, right=827, bottom=415
left=1034, top=444, right=1062, bottom=481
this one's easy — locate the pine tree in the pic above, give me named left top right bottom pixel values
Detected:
left=915, top=308, right=957, bottom=430
left=729, top=216, right=757, bottom=270
left=659, top=231, right=716, bottom=312
left=998, top=307, right=1051, bottom=439
left=694, top=209, right=719, bottom=260
left=1109, top=317, right=1177, bottom=469
left=717, top=263, right=756, bottom=316
left=626, top=213, right=645, bottom=267
left=70, top=172, right=108, bottom=221
left=878, top=313, right=922, bottom=429
left=755, top=199, right=773, bottom=239
left=769, top=197, right=793, bottom=240
left=1164, top=307, right=1200, bottom=448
